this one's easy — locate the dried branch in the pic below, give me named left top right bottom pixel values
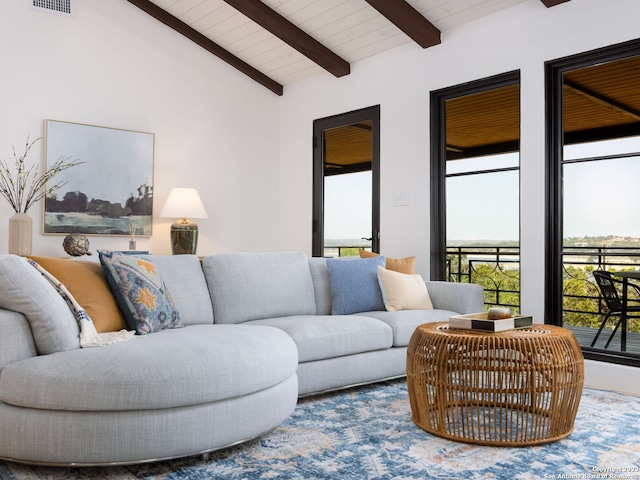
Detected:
left=0, top=136, right=85, bottom=213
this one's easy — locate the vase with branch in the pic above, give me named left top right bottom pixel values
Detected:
left=0, top=136, right=84, bottom=256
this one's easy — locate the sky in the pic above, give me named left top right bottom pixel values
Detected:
left=446, top=153, right=519, bottom=242
left=324, top=170, right=371, bottom=239
left=563, top=156, right=640, bottom=238
left=323, top=137, right=640, bottom=243
left=563, top=138, right=640, bottom=239
left=448, top=137, right=640, bottom=241
left=45, top=120, right=154, bottom=205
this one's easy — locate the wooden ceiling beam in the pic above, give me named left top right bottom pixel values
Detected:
left=364, top=0, right=441, bottom=49
left=222, top=0, right=350, bottom=78
left=540, top=0, right=571, bottom=7
left=126, top=0, right=283, bottom=96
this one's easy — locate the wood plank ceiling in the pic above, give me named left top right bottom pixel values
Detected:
left=444, top=55, right=640, bottom=161
left=563, top=55, right=640, bottom=144
left=127, top=0, right=568, bottom=96
left=324, top=121, right=373, bottom=175
left=446, top=84, right=520, bottom=160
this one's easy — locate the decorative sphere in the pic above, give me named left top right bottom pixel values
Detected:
left=62, top=233, right=91, bottom=256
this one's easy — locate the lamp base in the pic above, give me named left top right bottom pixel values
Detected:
left=170, top=219, right=198, bottom=255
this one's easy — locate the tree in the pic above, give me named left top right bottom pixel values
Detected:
left=447, top=257, right=639, bottom=333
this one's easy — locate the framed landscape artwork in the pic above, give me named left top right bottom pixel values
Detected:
left=43, top=120, right=154, bottom=236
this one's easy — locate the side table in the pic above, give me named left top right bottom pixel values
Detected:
left=406, top=322, right=584, bottom=446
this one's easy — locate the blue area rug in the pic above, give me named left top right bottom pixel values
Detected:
left=1, top=380, right=639, bottom=480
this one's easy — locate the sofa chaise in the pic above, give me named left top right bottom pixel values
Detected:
left=0, top=251, right=483, bottom=466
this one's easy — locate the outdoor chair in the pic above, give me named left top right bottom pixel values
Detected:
left=591, top=270, right=640, bottom=349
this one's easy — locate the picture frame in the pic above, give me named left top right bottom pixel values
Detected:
left=43, top=120, right=154, bottom=236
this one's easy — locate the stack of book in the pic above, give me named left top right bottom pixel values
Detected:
left=449, top=309, right=533, bottom=332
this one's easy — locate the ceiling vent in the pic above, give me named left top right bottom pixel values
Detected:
left=31, top=0, right=75, bottom=17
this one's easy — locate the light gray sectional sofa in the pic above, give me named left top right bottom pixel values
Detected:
left=0, top=251, right=483, bottom=466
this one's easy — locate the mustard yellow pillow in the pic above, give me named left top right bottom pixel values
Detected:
left=376, top=266, right=433, bottom=311
left=28, top=256, right=127, bottom=333
left=358, top=249, right=416, bottom=274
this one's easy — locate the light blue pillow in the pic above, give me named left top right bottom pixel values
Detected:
left=326, top=256, right=386, bottom=315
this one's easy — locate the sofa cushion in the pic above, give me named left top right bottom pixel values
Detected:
left=28, top=256, right=127, bottom=333
left=245, top=315, right=393, bottom=363
left=0, top=324, right=298, bottom=411
left=138, top=254, right=214, bottom=326
left=326, top=256, right=386, bottom=315
left=359, top=309, right=458, bottom=347
left=424, top=280, right=484, bottom=314
left=358, top=249, right=416, bottom=274
left=308, top=257, right=331, bottom=315
left=99, top=251, right=181, bottom=335
left=0, top=255, right=80, bottom=355
left=376, top=266, right=433, bottom=311
left=203, top=252, right=317, bottom=324
left=0, top=310, right=37, bottom=370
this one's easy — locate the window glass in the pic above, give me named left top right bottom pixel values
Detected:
left=564, top=136, right=640, bottom=161
left=439, top=78, right=521, bottom=312
left=446, top=152, right=519, bottom=175
left=323, top=171, right=372, bottom=257
left=555, top=50, right=640, bottom=358
left=563, top=149, right=640, bottom=240
left=446, top=169, right=519, bottom=243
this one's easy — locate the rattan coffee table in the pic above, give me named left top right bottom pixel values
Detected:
left=406, top=322, right=584, bottom=446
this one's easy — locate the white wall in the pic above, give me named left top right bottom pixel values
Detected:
left=0, top=0, right=281, bottom=256
left=278, top=0, right=640, bottom=393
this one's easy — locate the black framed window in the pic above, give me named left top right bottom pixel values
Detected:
left=431, top=71, right=521, bottom=311
left=312, top=106, right=380, bottom=257
left=545, top=38, right=640, bottom=366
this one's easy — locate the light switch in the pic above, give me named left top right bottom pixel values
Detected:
left=394, top=191, right=409, bottom=206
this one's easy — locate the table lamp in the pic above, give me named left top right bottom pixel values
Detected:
left=160, top=188, right=208, bottom=255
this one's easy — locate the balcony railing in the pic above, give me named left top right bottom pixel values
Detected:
left=446, top=245, right=520, bottom=312
left=446, top=244, right=640, bottom=343
left=562, top=245, right=640, bottom=334
left=323, top=244, right=371, bottom=258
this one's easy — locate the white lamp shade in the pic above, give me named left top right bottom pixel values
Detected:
left=160, top=188, right=208, bottom=219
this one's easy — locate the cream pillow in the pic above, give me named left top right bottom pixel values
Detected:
left=376, top=266, right=433, bottom=311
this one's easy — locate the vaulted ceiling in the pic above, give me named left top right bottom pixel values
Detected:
left=127, top=0, right=570, bottom=96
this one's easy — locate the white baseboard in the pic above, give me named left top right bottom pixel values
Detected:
left=584, top=359, right=640, bottom=395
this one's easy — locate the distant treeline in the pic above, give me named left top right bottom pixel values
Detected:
left=449, top=236, right=640, bottom=248
left=46, top=190, right=152, bottom=218
left=564, top=235, right=640, bottom=247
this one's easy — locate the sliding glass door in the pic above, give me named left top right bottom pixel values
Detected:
left=546, top=39, right=640, bottom=365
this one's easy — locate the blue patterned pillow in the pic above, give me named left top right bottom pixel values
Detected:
left=326, top=256, right=386, bottom=315
left=98, top=250, right=182, bottom=335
